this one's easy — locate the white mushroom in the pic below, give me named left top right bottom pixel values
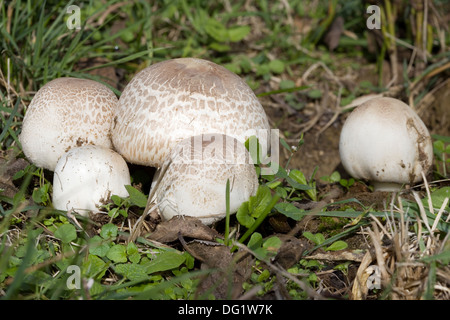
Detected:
left=339, top=97, right=433, bottom=191
left=153, top=133, right=259, bottom=225
left=20, top=77, right=117, bottom=171
left=111, top=57, right=270, bottom=168
left=52, top=145, right=130, bottom=216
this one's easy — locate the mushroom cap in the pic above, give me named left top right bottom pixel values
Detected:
left=111, top=58, right=270, bottom=167
left=154, top=133, right=259, bottom=225
left=19, top=77, right=118, bottom=171
left=339, top=97, right=433, bottom=191
left=52, top=145, right=130, bottom=215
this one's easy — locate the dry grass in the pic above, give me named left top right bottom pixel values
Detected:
left=352, top=183, right=449, bottom=300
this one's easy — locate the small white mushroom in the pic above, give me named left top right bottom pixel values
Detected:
left=339, top=97, right=433, bottom=191
left=20, top=77, right=117, bottom=171
left=52, top=145, right=130, bottom=216
left=153, top=133, right=259, bottom=225
left=111, top=57, right=270, bottom=168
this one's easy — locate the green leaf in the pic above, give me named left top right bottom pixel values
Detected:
left=420, top=250, right=450, bottom=265
left=127, top=242, right=141, bottom=264
left=307, top=89, right=323, bottom=99
left=82, top=254, right=109, bottom=280
left=247, top=234, right=281, bottom=260
left=289, top=169, right=307, bottom=185
left=325, top=240, right=348, bottom=251
left=236, top=202, right=254, bottom=228
left=31, top=183, right=50, bottom=204
left=108, top=207, right=120, bottom=219
left=303, top=232, right=325, bottom=246
left=247, top=232, right=263, bottom=250
left=111, top=195, right=122, bottom=206
left=244, top=135, right=261, bottom=165
left=423, top=187, right=450, bottom=210
left=204, top=19, right=228, bottom=42
left=100, top=223, right=118, bottom=239
left=249, top=185, right=272, bottom=218
left=237, top=185, right=274, bottom=228
left=228, top=25, right=251, bottom=42
left=115, top=263, right=148, bottom=281
left=107, top=244, right=128, bottom=263
left=88, top=235, right=110, bottom=257
left=210, top=42, right=231, bottom=52
left=145, top=251, right=186, bottom=274
left=263, top=236, right=282, bottom=256
left=330, top=171, right=341, bottom=183
left=275, top=202, right=304, bottom=219
left=125, top=185, right=148, bottom=208
left=268, top=59, right=285, bottom=74
left=289, top=169, right=317, bottom=200
left=54, top=224, right=77, bottom=244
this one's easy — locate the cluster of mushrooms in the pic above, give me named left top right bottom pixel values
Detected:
left=20, top=58, right=270, bottom=225
left=19, top=57, right=434, bottom=226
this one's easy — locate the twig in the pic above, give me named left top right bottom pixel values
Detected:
left=232, top=241, right=325, bottom=300
left=128, top=158, right=172, bottom=243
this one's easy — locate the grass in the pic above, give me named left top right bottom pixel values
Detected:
left=1, top=0, right=449, bottom=301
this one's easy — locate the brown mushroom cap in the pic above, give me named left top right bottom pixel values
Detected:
left=111, top=58, right=270, bottom=167
left=19, top=77, right=117, bottom=171
left=154, top=133, right=259, bottom=225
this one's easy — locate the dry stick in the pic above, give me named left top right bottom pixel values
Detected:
left=412, top=191, right=433, bottom=236
left=431, top=197, right=448, bottom=233
left=367, top=221, right=390, bottom=286
left=422, top=0, right=429, bottom=64
left=351, top=250, right=375, bottom=300
left=301, top=61, right=345, bottom=139
left=232, top=241, right=325, bottom=300
left=422, top=171, right=434, bottom=214
left=129, top=158, right=172, bottom=243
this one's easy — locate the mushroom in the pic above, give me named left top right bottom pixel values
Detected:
left=52, top=145, right=131, bottom=215
left=111, top=57, right=270, bottom=168
left=153, top=133, right=259, bottom=225
left=339, top=97, right=433, bottom=192
left=20, top=77, right=118, bottom=171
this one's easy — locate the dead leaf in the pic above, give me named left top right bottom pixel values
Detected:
left=273, top=234, right=311, bottom=269
left=182, top=239, right=253, bottom=299
left=146, top=216, right=221, bottom=243
left=324, top=16, right=344, bottom=52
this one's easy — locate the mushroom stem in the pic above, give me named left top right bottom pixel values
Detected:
left=372, top=181, right=403, bottom=192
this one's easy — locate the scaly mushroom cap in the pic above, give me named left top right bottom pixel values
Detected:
left=20, top=77, right=117, bottom=171
left=339, top=97, right=433, bottom=191
left=154, top=133, right=259, bottom=225
left=52, top=145, right=130, bottom=215
left=111, top=58, right=270, bottom=167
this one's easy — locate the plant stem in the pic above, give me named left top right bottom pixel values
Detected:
left=224, top=179, right=231, bottom=246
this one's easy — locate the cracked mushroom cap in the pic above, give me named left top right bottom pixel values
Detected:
left=154, top=133, right=259, bottom=225
left=19, top=77, right=118, bottom=171
left=111, top=58, right=270, bottom=167
left=52, top=145, right=130, bottom=216
left=339, top=97, right=433, bottom=191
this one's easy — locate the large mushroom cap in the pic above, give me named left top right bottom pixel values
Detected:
left=339, top=97, right=433, bottom=191
left=154, top=133, right=259, bottom=225
left=19, top=77, right=117, bottom=171
left=52, top=145, right=130, bottom=215
left=111, top=58, right=270, bottom=167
